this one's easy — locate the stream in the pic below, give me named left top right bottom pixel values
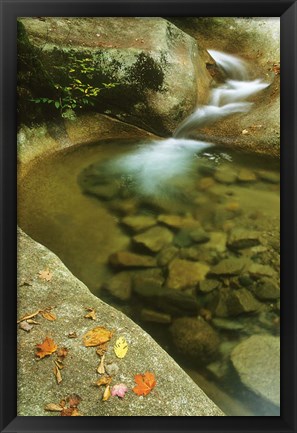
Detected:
left=18, top=51, right=280, bottom=416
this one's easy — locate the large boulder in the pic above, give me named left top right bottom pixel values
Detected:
left=17, top=228, right=224, bottom=416
left=18, top=17, right=212, bottom=135
left=231, top=334, right=280, bottom=406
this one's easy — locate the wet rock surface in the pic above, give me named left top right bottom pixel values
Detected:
left=133, top=226, right=174, bottom=253
left=167, top=259, right=210, bottom=290
left=231, top=335, right=280, bottom=406
left=17, top=228, right=224, bottom=416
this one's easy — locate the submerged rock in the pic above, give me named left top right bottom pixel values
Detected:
left=227, top=228, right=261, bottom=250
left=167, top=258, right=210, bottom=290
left=248, top=263, right=276, bottom=278
left=140, top=308, right=171, bottom=324
left=121, top=215, right=156, bottom=232
left=157, top=289, right=200, bottom=315
left=251, top=277, right=280, bottom=300
left=132, top=268, right=165, bottom=297
left=133, top=226, right=174, bottom=253
left=109, top=251, right=157, bottom=268
left=214, top=166, right=237, bottom=184
left=226, top=288, right=262, bottom=316
left=170, top=317, right=220, bottom=364
left=102, top=272, right=132, bottom=301
left=237, top=169, right=257, bottom=183
left=231, top=334, right=280, bottom=406
left=198, top=279, right=221, bottom=293
left=210, top=257, right=249, bottom=276
left=158, top=214, right=200, bottom=229
left=257, top=170, right=280, bottom=184
left=157, top=245, right=179, bottom=266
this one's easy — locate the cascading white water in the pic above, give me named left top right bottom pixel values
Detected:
left=108, top=50, right=269, bottom=196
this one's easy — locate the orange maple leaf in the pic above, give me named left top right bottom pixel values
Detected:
left=132, top=371, right=156, bottom=396
left=36, top=337, right=58, bottom=359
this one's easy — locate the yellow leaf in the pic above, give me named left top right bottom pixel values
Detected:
left=84, top=307, right=96, bottom=320
left=44, top=403, right=63, bottom=412
left=97, top=353, right=105, bottom=374
left=83, top=326, right=113, bottom=347
left=114, top=336, right=128, bottom=359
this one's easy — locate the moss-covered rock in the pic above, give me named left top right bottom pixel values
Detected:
left=17, top=17, right=212, bottom=135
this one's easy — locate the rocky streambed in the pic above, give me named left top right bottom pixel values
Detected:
left=18, top=137, right=280, bottom=415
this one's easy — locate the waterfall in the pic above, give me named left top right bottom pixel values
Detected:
left=107, top=51, right=269, bottom=196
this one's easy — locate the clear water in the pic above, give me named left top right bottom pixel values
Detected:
left=18, top=138, right=280, bottom=416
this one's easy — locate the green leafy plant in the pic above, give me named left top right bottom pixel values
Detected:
left=30, top=57, right=118, bottom=119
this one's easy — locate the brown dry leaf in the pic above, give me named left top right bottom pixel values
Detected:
left=55, top=360, right=64, bottom=370
left=83, top=326, right=113, bottom=347
left=70, top=408, right=82, bottom=416
left=96, top=375, right=112, bottom=387
left=67, top=394, right=82, bottom=408
left=59, top=399, right=66, bottom=408
left=40, top=310, right=56, bottom=321
left=96, top=342, right=108, bottom=356
left=84, top=307, right=96, bottom=320
left=54, top=365, right=62, bottom=384
left=102, top=385, right=111, bottom=401
left=17, top=310, right=40, bottom=323
left=97, top=354, right=105, bottom=374
left=57, top=347, right=68, bottom=359
left=19, top=321, right=33, bottom=332
left=67, top=332, right=78, bottom=338
left=35, top=337, right=58, bottom=359
left=60, top=408, right=75, bottom=416
left=44, top=403, right=63, bottom=412
left=38, top=268, right=53, bottom=282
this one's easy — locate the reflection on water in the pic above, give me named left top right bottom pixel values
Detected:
left=18, top=139, right=280, bottom=416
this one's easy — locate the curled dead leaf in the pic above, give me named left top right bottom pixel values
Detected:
left=83, top=326, right=113, bottom=347
left=57, top=347, right=68, bottom=359
left=54, top=365, right=62, bottom=384
left=67, top=332, right=78, bottom=338
left=96, top=375, right=112, bottom=387
left=17, top=310, right=40, bottom=323
left=102, top=385, right=111, bottom=401
left=40, top=310, right=56, bottom=321
left=84, top=307, right=96, bottom=320
left=36, top=337, right=57, bottom=359
left=67, top=394, right=82, bottom=408
left=38, top=268, right=53, bottom=282
left=60, top=407, right=82, bottom=416
left=96, top=342, right=108, bottom=356
left=97, top=353, right=105, bottom=374
left=44, top=403, right=63, bottom=412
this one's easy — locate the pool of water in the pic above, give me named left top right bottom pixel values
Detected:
left=18, top=138, right=280, bottom=416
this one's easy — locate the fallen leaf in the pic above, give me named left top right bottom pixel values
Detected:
left=102, top=385, right=111, bottom=401
left=133, top=371, right=156, bottom=396
left=96, top=375, right=112, bottom=387
left=70, top=408, right=82, bottom=416
left=113, top=336, right=128, bottom=359
left=84, top=307, right=96, bottom=320
left=19, top=321, right=33, bottom=332
left=241, top=129, right=249, bottom=135
left=38, top=268, right=53, bottom=281
left=67, top=394, right=82, bottom=408
left=59, top=399, right=66, bottom=408
left=35, top=337, right=58, bottom=359
left=17, top=310, right=40, bottom=323
left=96, top=342, right=108, bottom=356
left=83, top=326, right=113, bottom=347
left=57, top=347, right=68, bottom=359
left=40, top=310, right=56, bottom=321
left=44, top=403, right=63, bottom=412
left=26, top=319, right=40, bottom=325
left=111, top=383, right=128, bottom=398
left=61, top=407, right=76, bottom=416
left=67, top=332, right=78, bottom=338
left=54, top=365, right=62, bottom=384
left=97, top=353, right=105, bottom=374
left=54, top=360, right=64, bottom=370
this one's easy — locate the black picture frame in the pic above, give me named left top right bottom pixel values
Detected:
left=1, top=0, right=296, bottom=432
